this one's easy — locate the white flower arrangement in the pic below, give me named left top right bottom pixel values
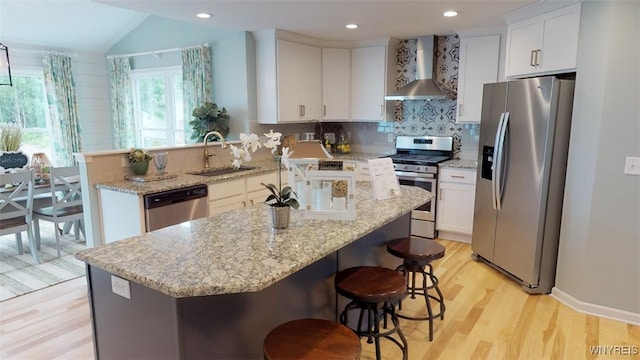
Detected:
left=230, top=130, right=299, bottom=208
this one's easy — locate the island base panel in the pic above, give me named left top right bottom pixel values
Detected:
left=86, top=254, right=337, bottom=359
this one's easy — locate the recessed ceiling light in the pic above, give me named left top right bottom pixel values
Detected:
left=443, top=10, right=458, bottom=17
left=346, top=24, right=358, bottom=29
left=196, top=13, right=211, bottom=19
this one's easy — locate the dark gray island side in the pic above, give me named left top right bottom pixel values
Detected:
left=76, top=182, right=432, bottom=359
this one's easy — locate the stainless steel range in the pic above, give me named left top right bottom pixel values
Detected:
left=389, top=136, right=453, bottom=239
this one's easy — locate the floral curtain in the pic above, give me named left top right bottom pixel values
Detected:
left=181, top=45, right=212, bottom=142
left=42, top=52, right=82, bottom=166
left=107, top=56, right=135, bottom=149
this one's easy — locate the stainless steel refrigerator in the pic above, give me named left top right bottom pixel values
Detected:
left=472, top=76, right=575, bottom=294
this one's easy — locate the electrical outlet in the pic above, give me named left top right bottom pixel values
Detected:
left=121, top=158, right=128, bottom=167
left=111, top=275, right=131, bottom=299
left=387, top=133, right=394, bottom=143
left=624, top=157, right=640, bottom=175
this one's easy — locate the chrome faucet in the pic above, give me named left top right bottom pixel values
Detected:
left=203, top=130, right=227, bottom=169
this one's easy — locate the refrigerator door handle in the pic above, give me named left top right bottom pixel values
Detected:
left=492, top=112, right=506, bottom=210
left=495, top=112, right=510, bottom=210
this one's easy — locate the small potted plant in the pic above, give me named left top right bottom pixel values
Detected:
left=0, top=123, right=29, bottom=172
left=127, top=148, right=154, bottom=175
left=189, top=102, right=230, bottom=143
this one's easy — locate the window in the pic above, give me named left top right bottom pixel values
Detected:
left=0, top=68, right=54, bottom=162
left=131, top=67, right=185, bottom=147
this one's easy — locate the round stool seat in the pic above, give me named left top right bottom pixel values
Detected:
left=386, top=237, right=446, bottom=342
left=386, top=237, right=445, bottom=263
left=263, top=319, right=361, bottom=360
left=335, top=266, right=409, bottom=360
left=335, top=266, right=406, bottom=303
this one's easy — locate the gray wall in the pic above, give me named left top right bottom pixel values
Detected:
left=555, top=0, right=640, bottom=314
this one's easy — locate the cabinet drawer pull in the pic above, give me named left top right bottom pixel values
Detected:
left=379, top=104, right=383, bottom=116
left=458, top=104, right=463, bottom=116
left=535, top=49, right=541, bottom=66
left=323, top=105, right=326, bottom=116
left=439, top=188, right=444, bottom=200
left=302, top=105, right=305, bottom=117
left=451, top=175, right=465, bottom=179
left=530, top=50, right=536, bottom=67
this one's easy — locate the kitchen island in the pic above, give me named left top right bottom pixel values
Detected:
left=76, top=182, right=432, bottom=359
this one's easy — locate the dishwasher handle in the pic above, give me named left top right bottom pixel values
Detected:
left=144, top=185, right=208, bottom=210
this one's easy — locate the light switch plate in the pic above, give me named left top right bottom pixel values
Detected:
left=624, top=157, right=640, bottom=175
left=111, top=275, right=131, bottom=299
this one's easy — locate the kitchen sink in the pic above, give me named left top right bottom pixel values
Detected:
left=188, top=166, right=255, bottom=177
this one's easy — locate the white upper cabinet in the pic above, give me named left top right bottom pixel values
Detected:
left=505, top=3, right=581, bottom=78
left=351, top=46, right=387, bottom=122
left=456, top=35, right=500, bottom=123
left=322, top=48, right=351, bottom=121
left=254, top=30, right=322, bottom=124
left=277, top=40, right=323, bottom=122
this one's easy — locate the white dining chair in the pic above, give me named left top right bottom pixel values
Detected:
left=0, top=169, right=40, bottom=264
left=33, top=166, right=84, bottom=257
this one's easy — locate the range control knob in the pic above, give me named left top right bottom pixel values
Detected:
left=415, top=166, right=422, bottom=172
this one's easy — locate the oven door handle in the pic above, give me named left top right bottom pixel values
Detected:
left=395, top=172, right=436, bottom=180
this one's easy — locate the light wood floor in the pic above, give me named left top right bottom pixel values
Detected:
left=0, top=239, right=637, bottom=359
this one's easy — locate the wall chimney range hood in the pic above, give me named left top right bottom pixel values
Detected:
left=385, top=36, right=454, bottom=101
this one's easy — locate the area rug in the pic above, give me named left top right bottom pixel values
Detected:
left=0, top=226, right=86, bottom=302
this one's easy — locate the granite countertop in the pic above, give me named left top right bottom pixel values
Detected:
left=330, top=152, right=386, bottom=161
left=440, top=159, right=478, bottom=169
left=95, top=153, right=385, bottom=196
left=75, top=182, right=432, bottom=298
left=95, top=162, right=282, bottom=196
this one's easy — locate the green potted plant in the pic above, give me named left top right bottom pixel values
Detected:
left=189, top=102, right=230, bottom=143
left=0, top=123, right=29, bottom=172
left=0, top=123, right=22, bottom=152
left=127, top=148, right=154, bottom=176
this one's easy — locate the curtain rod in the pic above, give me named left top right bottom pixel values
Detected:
left=106, top=43, right=209, bottom=59
left=12, top=48, right=78, bottom=57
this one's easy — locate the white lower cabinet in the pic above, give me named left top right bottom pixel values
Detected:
left=436, top=167, right=477, bottom=243
left=208, top=178, right=247, bottom=216
left=208, top=170, right=287, bottom=215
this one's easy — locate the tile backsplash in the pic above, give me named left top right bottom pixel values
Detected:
left=354, top=35, right=480, bottom=160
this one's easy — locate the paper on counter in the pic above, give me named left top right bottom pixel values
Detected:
left=368, top=158, right=401, bottom=200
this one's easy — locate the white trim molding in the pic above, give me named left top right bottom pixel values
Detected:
left=551, top=287, right=640, bottom=326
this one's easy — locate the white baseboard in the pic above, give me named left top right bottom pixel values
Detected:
left=437, top=231, right=471, bottom=243
left=551, top=287, right=640, bottom=326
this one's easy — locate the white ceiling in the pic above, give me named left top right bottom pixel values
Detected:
left=0, top=0, right=543, bottom=53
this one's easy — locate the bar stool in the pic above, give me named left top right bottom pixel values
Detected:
left=386, top=237, right=445, bottom=341
left=335, top=266, right=408, bottom=360
left=263, top=318, right=361, bottom=360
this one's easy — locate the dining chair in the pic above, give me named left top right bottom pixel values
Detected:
left=0, top=169, right=40, bottom=264
left=33, top=166, right=84, bottom=257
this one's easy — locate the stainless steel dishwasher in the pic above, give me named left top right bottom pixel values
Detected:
left=143, top=185, right=208, bottom=231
